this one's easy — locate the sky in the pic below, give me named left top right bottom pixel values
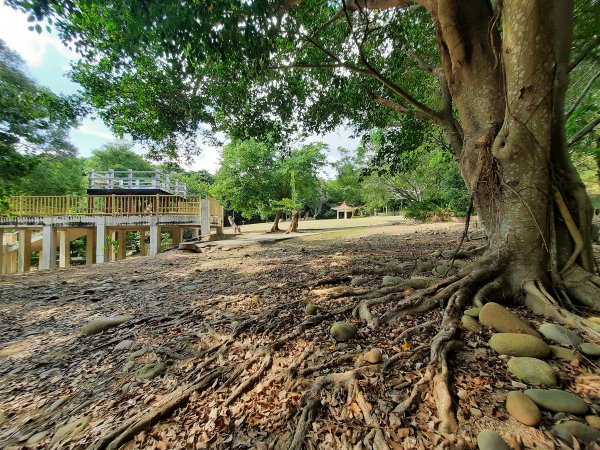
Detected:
left=0, top=4, right=360, bottom=174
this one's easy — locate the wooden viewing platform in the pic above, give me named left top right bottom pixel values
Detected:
left=0, top=194, right=224, bottom=275
left=87, top=170, right=187, bottom=196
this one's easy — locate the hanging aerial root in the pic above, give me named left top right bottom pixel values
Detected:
left=554, top=188, right=585, bottom=274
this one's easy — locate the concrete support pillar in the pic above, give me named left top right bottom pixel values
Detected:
left=58, top=230, right=71, bottom=268
left=140, top=230, right=147, bottom=256
left=117, top=230, right=126, bottom=260
left=40, top=226, right=56, bottom=270
left=344, top=211, right=348, bottom=219
left=17, top=229, right=32, bottom=273
left=85, top=229, right=95, bottom=265
left=200, top=198, right=210, bottom=236
left=149, top=221, right=161, bottom=256
left=0, top=229, right=4, bottom=275
left=96, top=220, right=107, bottom=264
left=191, top=228, right=199, bottom=239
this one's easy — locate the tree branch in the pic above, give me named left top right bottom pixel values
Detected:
left=267, top=63, right=370, bottom=74
left=568, top=115, right=600, bottom=147
left=340, top=4, right=445, bottom=125
left=565, top=70, right=600, bottom=120
left=345, top=0, right=428, bottom=10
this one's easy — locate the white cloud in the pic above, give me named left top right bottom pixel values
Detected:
left=187, top=146, right=221, bottom=174
left=0, top=5, right=75, bottom=67
left=74, top=123, right=115, bottom=140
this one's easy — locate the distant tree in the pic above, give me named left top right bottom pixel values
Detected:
left=0, top=38, right=80, bottom=209
left=85, top=142, right=154, bottom=172
left=18, top=154, right=85, bottom=195
left=211, top=140, right=326, bottom=232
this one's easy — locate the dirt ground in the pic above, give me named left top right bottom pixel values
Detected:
left=0, top=220, right=598, bottom=449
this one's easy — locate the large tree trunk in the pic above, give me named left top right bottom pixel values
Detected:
left=286, top=210, right=300, bottom=233
left=434, top=0, right=599, bottom=311
left=270, top=211, right=281, bottom=232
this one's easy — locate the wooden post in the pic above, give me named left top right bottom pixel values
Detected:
left=117, top=230, right=126, bottom=260
left=17, top=229, right=32, bottom=273
left=96, top=219, right=107, bottom=264
left=172, top=227, right=183, bottom=246
left=108, top=169, right=114, bottom=189
left=0, top=229, right=4, bottom=275
left=58, top=230, right=71, bottom=268
left=40, top=225, right=56, bottom=270
left=88, top=170, right=94, bottom=189
left=140, top=229, right=147, bottom=256
left=86, top=229, right=95, bottom=265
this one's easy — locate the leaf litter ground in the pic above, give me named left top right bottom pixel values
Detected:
left=0, top=221, right=599, bottom=449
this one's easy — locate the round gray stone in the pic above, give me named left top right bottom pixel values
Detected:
left=552, top=420, right=600, bottom=444
left=382, top=276, right=403, bottom=286
left=330, top=322, right=357, bottom=341
left=507, top=357, right=557, bottom=386
left=477, top=429, right=509, bottom=450
left=489, top=333, right=549, bottom=358
left=539, top=323, right=582, bottom=346
left=350, top=277, right=368, bottom=287
left=524, top=389, right=588, bottom=414
left=305, top=303, right=319, bottom=316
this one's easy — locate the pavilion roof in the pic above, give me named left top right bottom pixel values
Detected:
left=331, top=201, right=357, bottom=211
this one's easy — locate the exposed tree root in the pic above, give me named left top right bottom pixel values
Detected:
left=223, top=354, right=272, bottom=407
left=288, top=365, right=383, bottom=450
left=523, top=280, right=600, bottom=342
left=393, top=318, right=439, bottom=343
left=89, top=366, right=231, bottom=450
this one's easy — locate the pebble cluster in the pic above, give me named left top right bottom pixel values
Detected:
left=463, top=303, right=600, bottom=448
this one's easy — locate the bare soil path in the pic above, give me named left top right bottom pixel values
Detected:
left=0, top=220, right=598, bottom=449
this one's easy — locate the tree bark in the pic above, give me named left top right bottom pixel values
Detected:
left=432, top=0, right=598, bottom=308
left=270, top=211, right=281, bottom=232
left=287, top=210, right=300, bottom=233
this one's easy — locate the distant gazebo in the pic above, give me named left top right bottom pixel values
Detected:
left=332, top=201, right=357, bottom=219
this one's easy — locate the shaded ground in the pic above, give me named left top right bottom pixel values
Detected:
left=0, top=221, right=598, bottom=449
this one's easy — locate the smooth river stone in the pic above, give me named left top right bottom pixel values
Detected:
left=477, top=429, right=509, bottom=450
left=524, top=389, right=588, bottom=415
left=489, top=333, right=549, bottom=358
left=549, top=345, right=579, bottom=362
left=505, top=391, right=541, bottom=426
left=479, top=303, right=540, bottom=337
left=539, top=323, right=582, bottom=346
left=507, top=357, right=557, bottom=386
left=330, top=322, right=357, bottom=341
left=580, top=343, right=600, bottom=356
left=552, top=420, right=600, bottom=444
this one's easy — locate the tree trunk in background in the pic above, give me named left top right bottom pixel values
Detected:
left=270, top=211, right=281, bottom=232
left=434, top=0, right=598, bottom=309
left=287, top=210, right=300, bottom=233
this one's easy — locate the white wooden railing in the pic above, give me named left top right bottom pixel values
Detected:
left=88, top=170, right=187, bottom=196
